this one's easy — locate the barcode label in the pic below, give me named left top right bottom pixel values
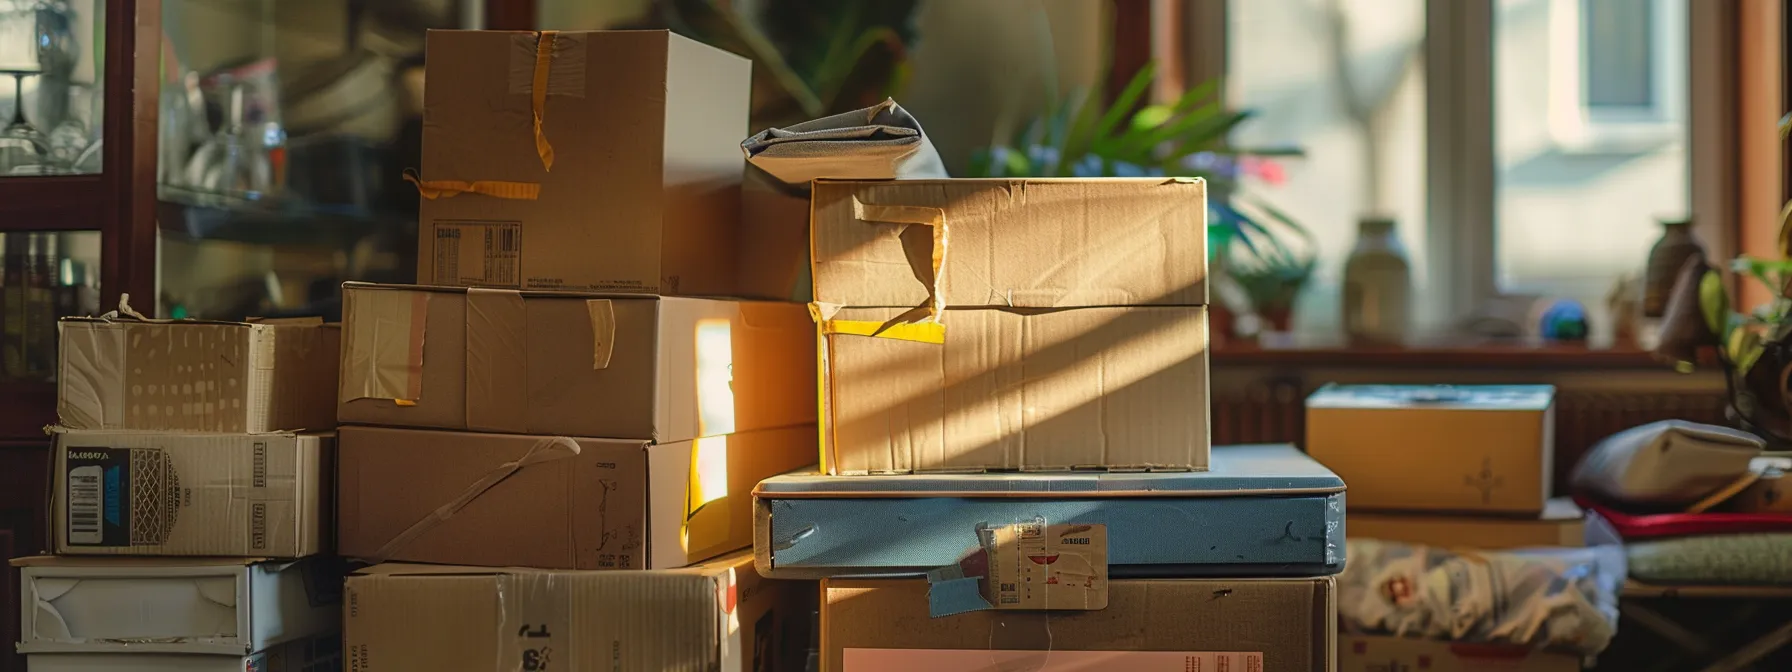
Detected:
left=67, top=465, right=102, bottom=545
left=434, top=220, right=521, bottom=288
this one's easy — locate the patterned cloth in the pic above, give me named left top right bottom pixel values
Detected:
left=1339, top=539, right=1625, bottom=655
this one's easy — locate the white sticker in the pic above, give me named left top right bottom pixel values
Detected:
left=434, top=220, right=522, bottom=288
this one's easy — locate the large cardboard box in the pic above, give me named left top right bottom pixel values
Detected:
left=810, top=178, right=1208, bottom=308
left=24, top=635, right=340, bottom=672
left=337, top=282, right=814, bottom=441
left=823, top=576, right=1335, bottom=671
left=338, top=424, right=814, bottom=570
left=15, top=556, right=340, bottom=656
left=819, top=305, right=1209, bottom=474
left=1306, top=385, right=1556, bottom=514
left=58, top=316, right=339, bottom=433
left=1338, top=635, right=1580, bottom=672
left=415, top=30, right=754, bottom=296
left=1348, top=498, right=1586, bottom=550
left=51, top=429, right=332, bottom=557
left=344, top=551, right=814, bottom=672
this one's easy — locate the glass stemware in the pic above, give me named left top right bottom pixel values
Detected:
left=0, top=69, right=49, bottom=174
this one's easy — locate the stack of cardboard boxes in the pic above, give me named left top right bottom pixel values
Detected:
left=1305, top=384, right=1586, bottom=672
left=749, top=177, right=1349, bottom=671
left=333, top=30, right=817, bottom=671
left=27, top=316, right=344, bottom=670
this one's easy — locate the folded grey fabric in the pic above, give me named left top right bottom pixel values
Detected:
left=1571, top=420, right=1763, bottom=507
left=741, top=98, right=949, bottom=188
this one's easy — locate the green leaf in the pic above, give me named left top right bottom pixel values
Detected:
left=1092, top=63, right=1157, bottom=146
left=1730, top=327, right=1766, bottom=377
left=1131, top=104, right=1174, bottom=132
left=1699, top=270, right=1727, bottom=335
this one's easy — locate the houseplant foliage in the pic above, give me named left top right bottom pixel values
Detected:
left=967, top=62, right=1316, bottom=331
left=641, top=0, right=921, bottom=130
left=1656, top=112, right=1792, bottom=444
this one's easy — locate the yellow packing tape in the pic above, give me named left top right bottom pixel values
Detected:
left=403, top=170, right=540, bottom=200
left=820, top=319, right=946, bottom=344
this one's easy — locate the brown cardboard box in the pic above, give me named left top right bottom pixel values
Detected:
left=1338, top=635, right=1580, bottom=671
left=1348, top=499, right=1586, bottom=550
left=414, top=30, right=754, bottom=296
left=336, top=283, right=814, bottom=442
left=337, top=424, right=814, bottom=570
left=1722, top=459, right=1792, bottom=513
left=59, top=317, right=339, bottom=433
left=1306, top=385, right=1556, bottom=515
left=345, top=551, right=814, bottom=672
left=52, top=429, right=332, bottom=558
left=810, top=178, right=1208, bottom=309
left=824, top=576, right=1334, bottom=671
left=819, top=305, right=1209, bottom=474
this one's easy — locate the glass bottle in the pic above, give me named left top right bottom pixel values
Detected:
left=0, top=232, right=20, bottom=379
left=25, top=231, right=56, bottom=376
left=1342, top=216, right=1412, bottom=346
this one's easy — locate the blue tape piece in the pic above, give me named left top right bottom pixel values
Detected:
left=926, top=577, right=992, bottom=618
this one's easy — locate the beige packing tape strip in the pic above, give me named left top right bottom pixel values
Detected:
left=368, top=436, right=582, bottom=562
left=340, top=289, right=429, bottom=403
left=586, top=300, right=615, bottom=370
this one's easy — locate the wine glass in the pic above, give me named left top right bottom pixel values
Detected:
left=0, top=69, right=48, bottom=175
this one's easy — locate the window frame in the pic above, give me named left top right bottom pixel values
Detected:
left=1547, top=0, right=1689, bottom=152
left=1189, top=0, right=1733, bottom=329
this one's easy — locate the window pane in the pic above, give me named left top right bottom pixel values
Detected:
left=1, top=231, right=101, bottom=382
left=1584, top=0, right=1654, bottom=108
left=1495, top=0, right=1686, bottom=340
left=0, top=1, right=105, bottom=176
left=1228, top=0, right=1429, bottom=337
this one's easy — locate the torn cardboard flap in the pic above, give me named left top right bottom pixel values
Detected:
left=367, top=436, right=581, bottom=563
left=925, top=520, right=1107, bottom=617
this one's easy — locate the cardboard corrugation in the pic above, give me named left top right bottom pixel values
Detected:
left=821, top=305, right=1210, bottom=474
left=344, top=551, right=810, bottom=672
left=337, top=283, right=815, bottom=442
left=58, top=318, right=340, bottom=434
left=337, top=425, right=814, bottom=570
left=51, top=429, right=331, bottom=558
left=415, top=29, right=759, bottom=297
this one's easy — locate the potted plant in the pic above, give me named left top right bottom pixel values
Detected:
left=970, top=62, right=1315, bottom=338
left=1656, top=113, right=1792, bottom=446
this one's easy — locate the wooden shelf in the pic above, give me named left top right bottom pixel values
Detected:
left=1213, top=343, right=1665, bottom=369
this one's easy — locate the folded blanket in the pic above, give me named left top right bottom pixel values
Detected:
left=1340, top=539, right=1625, bottom=655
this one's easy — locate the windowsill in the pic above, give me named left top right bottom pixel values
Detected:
left=1213, top=340, right=1668, bottom=369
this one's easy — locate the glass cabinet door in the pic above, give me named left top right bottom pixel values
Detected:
left=0, top=229, right=98, bottom=383
left=0, top=0, right=104, bottom=176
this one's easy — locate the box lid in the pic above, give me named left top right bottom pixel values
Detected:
left=810, top=178, right=1207, bottom=309
left=1306, top=384, right=1556, bottom=411
left=756, top=444, right=1343, bottom=498
left=16, top=556, right=340, bottom=656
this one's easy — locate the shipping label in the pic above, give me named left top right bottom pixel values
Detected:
left=434, top=220, right=522, bottom=288
left=65, top=446, right=180, bottom=547
left=983, top=521, right=1108, bottom=610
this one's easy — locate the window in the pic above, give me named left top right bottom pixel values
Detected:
left=1218, top=0, right=1696, bottom=345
